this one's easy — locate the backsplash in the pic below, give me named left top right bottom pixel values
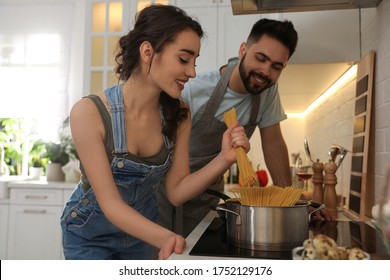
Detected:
left=305, top=80, right=356, bottom=199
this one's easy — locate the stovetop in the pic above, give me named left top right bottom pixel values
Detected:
left=189, top=217, right=390, bottom=259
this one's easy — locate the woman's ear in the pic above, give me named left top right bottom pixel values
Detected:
left=139, top=41, right=154, bottom=64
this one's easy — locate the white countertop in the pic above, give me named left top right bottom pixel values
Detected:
left=168, top=184, right=245, bottom=260
left=0, top=176, right=75, bottom=201
left=8, top=178, right=75, bottom=190
left=168, top=211, right=246, bottom=260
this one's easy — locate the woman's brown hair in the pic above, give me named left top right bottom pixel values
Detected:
left=115, top=5, right=204, bottom=143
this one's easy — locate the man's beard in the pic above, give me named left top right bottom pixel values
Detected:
left=238, top=54, right=274, bottom=95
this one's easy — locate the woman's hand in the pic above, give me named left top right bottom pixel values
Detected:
left=158, top=233, right=186, bottom=260
left=221, top=121, right=250, bottom=163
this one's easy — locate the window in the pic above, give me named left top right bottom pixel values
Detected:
left=0, top=2, right=73, bottom=141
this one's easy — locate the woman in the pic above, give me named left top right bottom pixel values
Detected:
left=60, top=5, right=249, bottom=260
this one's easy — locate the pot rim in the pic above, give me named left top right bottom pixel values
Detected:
left=224, top=198, right=310, bottom=208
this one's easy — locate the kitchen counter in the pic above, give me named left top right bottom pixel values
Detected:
left=169, top=184, right=353, bottom=260
left=8, top=178, right=75, bottom=190
left=169, top=210, right=347, bottom=260
left=168, top=208, right=389, bottom=260
left=0, top=176, right=75, bottom=200
left=169, top=211, right=239, bottom=260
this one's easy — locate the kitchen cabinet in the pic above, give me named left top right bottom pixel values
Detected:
left=175, top=1, right=360, bottom=67
left=84, top=0, right=136, bottom=95
left=7, top=188, right=63, bottom=260
left=0, top=201, right=9, bottom=259
left=83, top=0, right=361, bottom=94
left=175, top=0, right=262, bottom=72
left=175, top=0, right=220, bottom=71
left=281, top=9, right=360, bottom=64
left=5, top=181, right=74, bottom=260
left=84, top=0, right=177, bottom=94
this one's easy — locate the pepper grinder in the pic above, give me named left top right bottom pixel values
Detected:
left=324, top=160, right=338, bottom=219
left=312, top=159, right=324, bottom=204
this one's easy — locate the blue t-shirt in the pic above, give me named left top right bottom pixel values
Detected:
left=182, top=68, right=287, bottom=128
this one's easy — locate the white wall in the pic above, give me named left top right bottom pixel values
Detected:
left=360, top=0, right=390, bottom=201
left=67, top=0, right=87, bottom=109
left=304, top=79, right=356, bottom=198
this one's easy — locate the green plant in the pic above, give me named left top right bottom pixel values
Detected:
left=0, top=118, right=24, bottom=175
left=44, top=117, right=79, bottom=166
left=44, top=141, right=69, bottom=166
left=31, top=155, right=44, bottom=168
left=59, top=117, right=78, bottom=160
left=29, top=139, right=47, bottom=168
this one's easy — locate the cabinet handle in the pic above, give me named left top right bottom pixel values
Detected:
left=25, top=195, right=48, bottom=200
left=23, top=209, right=47, bottom=214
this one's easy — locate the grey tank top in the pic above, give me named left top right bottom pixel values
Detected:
left=79, top=94, right=169, bottom=191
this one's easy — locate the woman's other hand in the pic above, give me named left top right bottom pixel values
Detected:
left=158, top=233, right=186, bottom=260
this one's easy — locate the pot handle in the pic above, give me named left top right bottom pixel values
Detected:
left=309, top=201, right=324, bottom=208
left=308, top=201, right=326, bottom=222
left=205, top=188, right=231, bottom=202
left=214, top=205, right=242, bottom=225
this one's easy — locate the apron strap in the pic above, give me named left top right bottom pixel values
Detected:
left=196, top=61, right=237, bottom=129
left=245, top=94, right=260, bottom=137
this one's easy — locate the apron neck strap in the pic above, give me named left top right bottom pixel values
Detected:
left=196, top=61, right=236, bottom=127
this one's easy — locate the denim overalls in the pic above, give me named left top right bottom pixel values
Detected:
left=61, top=84, right=173, bottom=259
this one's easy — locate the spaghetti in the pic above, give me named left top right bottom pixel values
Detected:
left=224, top=108, right=258, bottom=188
left=231, top=186, right=303, bottom=207
left=224, top=108, right=302, bottom=206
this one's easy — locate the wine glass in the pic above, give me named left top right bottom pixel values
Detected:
left=296, top=170, right=313, bottom=191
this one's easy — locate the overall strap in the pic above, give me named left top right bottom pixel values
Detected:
left=105, top=84, right=128, bottom=155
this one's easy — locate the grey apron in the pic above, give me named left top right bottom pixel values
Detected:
left=157, top=61, right=260, bottom=237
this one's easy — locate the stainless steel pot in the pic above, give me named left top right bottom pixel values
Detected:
left=214, top=198, right=325, bottom=251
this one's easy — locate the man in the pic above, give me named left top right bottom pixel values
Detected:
left=157, top=18, right=298, bottom=237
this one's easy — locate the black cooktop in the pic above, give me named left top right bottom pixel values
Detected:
left=189, top=217, right=390, bottom=259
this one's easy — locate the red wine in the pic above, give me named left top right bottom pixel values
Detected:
left=296, top=173, right=312, bottom=180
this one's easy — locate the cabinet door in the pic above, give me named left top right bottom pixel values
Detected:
left=7, top=205, right=62, bottom=260
left=175, top=0, right=215, bottom=8
left=217, top=6, right=262, bottom=65
left=176, top=1, right=218, bottom=72
left=0, top=203, right=9, bottom=259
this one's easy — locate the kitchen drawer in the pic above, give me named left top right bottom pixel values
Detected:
left=10, top=188, right=63, bottom=206
left=63, top=189, right=74, bottom=206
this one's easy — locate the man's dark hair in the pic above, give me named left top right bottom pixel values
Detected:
left=247, top=18, right=298, bottom=58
